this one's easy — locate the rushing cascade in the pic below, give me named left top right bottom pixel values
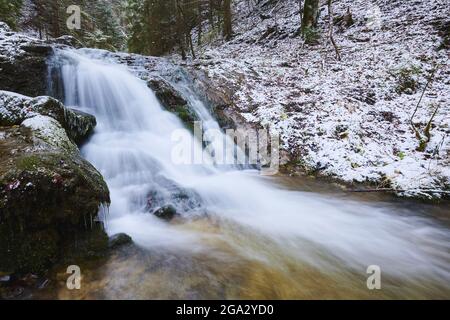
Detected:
left=49, top=48, right=449, bottom=287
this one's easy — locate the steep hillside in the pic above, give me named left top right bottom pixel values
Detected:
left=181, top=0, right=450, bottom=198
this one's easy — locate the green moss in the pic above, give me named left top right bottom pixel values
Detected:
left=173, top=105, right=196, bottom=131
left=303, top=27, right=320, bottom=45
left=0, top=224, right=59, bottom=274
left=16, top=155, right=42, bottom=171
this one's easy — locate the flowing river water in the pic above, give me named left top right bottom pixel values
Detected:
left=34, top=49, right=450, bottom=299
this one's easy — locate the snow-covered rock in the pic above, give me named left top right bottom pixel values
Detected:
left=22, top=115, right=78, bottom=154
left=0, top=90, right=96, bottom=144
left=0, top=22, right=55, bottom=97
left=0, top=101, right=109, bottom=275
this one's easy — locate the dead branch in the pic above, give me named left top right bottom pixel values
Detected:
left=410, top=66, right=439, bottom=151
left=327, top=0, right=341, bottom=61
left=350, top=188, right=450, bottom=195
left=410, top=67, right=437, bottom=123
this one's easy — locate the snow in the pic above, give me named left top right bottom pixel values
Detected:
left=178, top=0, right=450, bottom=198
left=0, top=21, right=41, bottom=61
left=0, top=91, right=64, bottom=124
left=22, top=115, right=77, bottom=153
left=0, top=90, right=37, bottom=123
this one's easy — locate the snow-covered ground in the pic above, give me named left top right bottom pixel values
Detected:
left=0, top=21, right=39, bottom=60
left=179, top=0, right=450, bottom=198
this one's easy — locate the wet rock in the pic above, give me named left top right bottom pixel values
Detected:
left=109, top=233, right=133, bottom=249
left=147, top=78, right=198, bottom=129
left=0, top=39, right=51, bottom=97
left=49, top=35, right=83, bottom=48
left=146, top=174, right=204, bottom=217
left=153, top=205, right=178, bottom=221
left=20, top=44, right=53, bottom=55
left=0, top=112, right=109, bottom=273
left=147, top=78, right=187, bottom=108
left=183, top=69, right=262, bottom=132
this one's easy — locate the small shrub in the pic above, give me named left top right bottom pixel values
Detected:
left=394, top=65, right=422, bottom=95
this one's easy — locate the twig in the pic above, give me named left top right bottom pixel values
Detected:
left=298, top=0, right=303, bottom=26
left=410, top=67, right=437, bottom=123
left=424, top=104, right=440, bottom=140
left=350, top=188, right=450, bottom=194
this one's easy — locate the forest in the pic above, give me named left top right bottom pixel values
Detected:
left=0, top=0, right=449, bottom=302
left=1, top=0, right=335, bottom=56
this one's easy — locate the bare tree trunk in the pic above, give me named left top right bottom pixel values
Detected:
left=298, top=0, right=303, bottom=26
left=197, top=0, right=203, bottom=46
left=52, top=0, right=61, bottom=38
left=175, top=0, right=187, bottom=60
left=187, top=32, right=196, bottom=58
left=223, top=0, right=232, bottom=41
left=208, top=0, right=215, bottom=29
left=301, top=0, right=319, bottom=33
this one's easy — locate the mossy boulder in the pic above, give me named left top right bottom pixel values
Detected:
left=0, top=107, right=109, bottom=274
left=147, top=78, right=198, bottom=129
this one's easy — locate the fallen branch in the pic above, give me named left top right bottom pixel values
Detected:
left=350, top=188, right=450, bottom=195
left=327, top=0, right=341, bottom=61
left=410, top=67, right=437, bottom=123
left=410, top=66, right=439, bottom=151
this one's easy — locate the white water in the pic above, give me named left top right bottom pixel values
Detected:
left=52, top=49, right=449, bottom=285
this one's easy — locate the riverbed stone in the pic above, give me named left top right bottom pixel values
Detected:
left=109, top=233, right=133, bottom=249
left=153, top=205, right=178, bottom=221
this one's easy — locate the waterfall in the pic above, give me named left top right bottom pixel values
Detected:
left=48, top=48, right=449, bottom=284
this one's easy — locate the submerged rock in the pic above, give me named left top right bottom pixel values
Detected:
left=109, top=233, right=133, bottom=249
left=153, top=205, right=178, bottom=221
left=146, top=174, right=205, bottom=219
left=0, top=93, right=109, bottom=274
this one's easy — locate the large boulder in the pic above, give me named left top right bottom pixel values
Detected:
left=0, top=91, right=96, bottom=144
left=0, top=92, right=109, bottom=274
left=0, top=26, right=52, bottom=97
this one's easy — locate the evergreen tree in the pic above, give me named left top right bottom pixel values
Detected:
left=223, top=0, right=232, bottom=40
left=0, top=0, right=23, bottom=30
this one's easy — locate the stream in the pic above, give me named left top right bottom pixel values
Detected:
left=35, top=49, right=450, bottom=299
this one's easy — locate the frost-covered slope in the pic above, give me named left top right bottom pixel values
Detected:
left=184, top=0, right=450, bottom=198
